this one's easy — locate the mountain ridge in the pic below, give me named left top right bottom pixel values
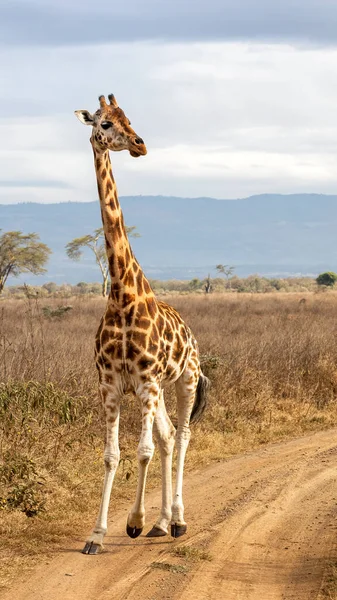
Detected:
left=0, top=193, right=335, bottom=284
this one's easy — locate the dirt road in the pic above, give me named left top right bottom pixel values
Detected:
left=3, top=428, right=337, bottom=600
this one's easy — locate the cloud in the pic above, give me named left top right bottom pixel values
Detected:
left=2, top=0, right=337, bottom=46
left=2, top=41, right=337, bottom=202
left=0, top=180, right=71, bottom=188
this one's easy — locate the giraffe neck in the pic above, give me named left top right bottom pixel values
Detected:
left=93, top=146, right=154, bottom=306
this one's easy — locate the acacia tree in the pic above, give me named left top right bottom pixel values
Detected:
left=66, top=226, right=140, bottom=297
left=0, top=230, right=51, bottom=294
left=216, top=264, right=235, bottom=289
left=316, top=272, right=337, bottom=288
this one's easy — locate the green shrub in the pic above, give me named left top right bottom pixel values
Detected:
left=316, top=272, right=337, bottom=287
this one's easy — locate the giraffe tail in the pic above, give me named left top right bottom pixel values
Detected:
left=190, top=373, right=210, bottom=425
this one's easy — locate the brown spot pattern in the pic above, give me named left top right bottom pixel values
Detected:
left=92, top=145, right=201, bottom=397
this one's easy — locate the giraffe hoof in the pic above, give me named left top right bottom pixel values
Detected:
left=171, top=523, right=187, bottom=538
left=82, top=541, right=102, bottom=555
left=126, top=524, right=143, bottom=539
left=146, top=525, right=168, bottom=538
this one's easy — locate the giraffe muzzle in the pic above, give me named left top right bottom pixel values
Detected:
left=129, top=137, right=147, bottom=157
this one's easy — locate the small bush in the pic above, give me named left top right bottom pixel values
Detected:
left=4, top=481, right=46, bottom=517
left=0, top=380, right=87, bottom=427
left=316, top=272, right=337, bottom=288
left=0, top=452, right=46, bottom=517
left=42, top=305, right=73, bottom=319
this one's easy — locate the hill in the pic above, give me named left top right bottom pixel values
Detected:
left=0, top=193, right=336, bottom=284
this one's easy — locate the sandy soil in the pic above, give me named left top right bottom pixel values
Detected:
left=3, top=428, right=337, bottom=600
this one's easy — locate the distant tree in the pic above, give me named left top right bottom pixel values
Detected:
left=204, top=274, right=213, bottom=294
left=76, top=281, right=90, bottom=294
left=0, top=230, right=51, bottom=294
left=42, top=281, right=58, bottom=294
left=188, top=278, right=201, bottom=291
left=269, top=278, right=283, bottom=291
left=316, top=271, right=337, bottom=288
left=66, top=226, right=140, bottom=297
left=216, top=264, right=235, bottom=289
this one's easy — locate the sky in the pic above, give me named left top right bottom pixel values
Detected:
left=2, top=0, right=337, bottom=203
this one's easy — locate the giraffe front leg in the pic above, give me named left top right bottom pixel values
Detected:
left=126, top=382, right=160, bottom=538
left=82, top=384, right=120, bottom=555
left=147, top=391, right=175, bottom=537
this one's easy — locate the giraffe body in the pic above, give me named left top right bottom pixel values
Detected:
left=97, top=298, right=199, bottom=392
left=75, top=94, right=209, bottom=553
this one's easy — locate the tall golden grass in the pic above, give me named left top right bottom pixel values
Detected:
left=1, top=292, right=337, bottom=586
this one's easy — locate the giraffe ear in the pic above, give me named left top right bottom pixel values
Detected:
left=74, top=110, right=94, bottom=125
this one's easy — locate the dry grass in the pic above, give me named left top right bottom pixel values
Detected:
left=319, top=560, right=337, bottom=599
left=171, top=544, right=212, bottom=562
left=1, top=291, right=337, bottom=587
left=150, top=561, right=189, bottom=574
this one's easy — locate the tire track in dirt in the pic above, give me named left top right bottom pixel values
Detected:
left=2, top=428, right=337, bottom=600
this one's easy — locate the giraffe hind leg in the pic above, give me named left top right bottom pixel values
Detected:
left=146, top=390, right=175, bottom=537
left=171, top=361, right=201, bottom=538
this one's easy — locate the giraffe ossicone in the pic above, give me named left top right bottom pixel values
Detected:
left=75, top=93, right=210, bottom=555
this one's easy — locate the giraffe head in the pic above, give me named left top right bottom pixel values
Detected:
left=75, top=94, right=147, bottom=157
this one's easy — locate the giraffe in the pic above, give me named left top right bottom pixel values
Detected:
left=75, top=94, right=210, bottom=555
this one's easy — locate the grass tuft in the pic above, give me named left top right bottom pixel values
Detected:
left=171, top=545, right=212, bottom=562
left=151, top=562, right=189, bottom=574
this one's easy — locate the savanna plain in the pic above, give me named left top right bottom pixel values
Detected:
left=1, top=292, right=337, bottom=598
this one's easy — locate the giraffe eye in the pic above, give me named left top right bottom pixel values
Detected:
left=101, top=121, right=113, bottom=130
